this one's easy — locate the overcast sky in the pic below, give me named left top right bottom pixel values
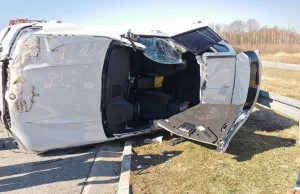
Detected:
left=1, top=0, right=299, bottom=31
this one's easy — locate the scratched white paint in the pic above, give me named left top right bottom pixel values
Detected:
left=6, top=33, right=112, bottom=152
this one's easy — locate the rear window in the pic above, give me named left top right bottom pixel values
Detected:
left=172, top=27, right=222, bottom=54
left=198, top=28, right=221, bottom=42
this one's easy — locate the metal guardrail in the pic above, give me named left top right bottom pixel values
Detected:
left=257, top=90, right=300, bottom=119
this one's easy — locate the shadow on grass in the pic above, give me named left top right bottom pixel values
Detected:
left=243, top=104, right=298, bottom=132
left=132, top=105, right=298, bottom=163
left=226, top=105, right=297, bottom=162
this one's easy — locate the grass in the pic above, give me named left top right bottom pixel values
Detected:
left=233, top=44, right=300, bottom=64
left=261, top=52, right=300, bottom=64
left=130, top=105, right=300, bottom=194
left=261, top=67, right=300, bottom=100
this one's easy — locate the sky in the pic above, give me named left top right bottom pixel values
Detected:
left=1, top=0, right=299, bottom=32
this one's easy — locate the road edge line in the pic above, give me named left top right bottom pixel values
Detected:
left=117, top=141, right=132, bottom=194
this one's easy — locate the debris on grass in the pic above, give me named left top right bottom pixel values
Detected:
left=144, top=136, right=163, bottom=144
left=136, top=165, right=147, bottom=169
left=164, top=160, right=172, bottom=163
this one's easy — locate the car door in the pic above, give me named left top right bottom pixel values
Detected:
left=157, top=26, right=261, bottom=151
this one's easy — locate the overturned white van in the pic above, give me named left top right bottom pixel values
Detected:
left=0, top=23, right=261, bottom=152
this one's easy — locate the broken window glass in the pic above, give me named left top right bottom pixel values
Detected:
left=140, top=37, right=182, bottom=64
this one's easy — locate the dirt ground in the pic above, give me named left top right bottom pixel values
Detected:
left=130, top=105, right=300, bottom=194
left=261, top=67, right=300, bottom=100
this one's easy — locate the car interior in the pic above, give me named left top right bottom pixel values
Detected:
left=102, top=40, right=201, bottom=136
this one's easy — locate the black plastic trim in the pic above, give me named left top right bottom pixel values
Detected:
left=1, top=58, right=11, bottom=130
left=100, top=41, right=131, bottom=137
left=243, top=51, right=260, bottom=110
left=101, top=41, right=114, bottom=137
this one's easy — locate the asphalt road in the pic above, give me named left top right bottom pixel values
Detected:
left=0, top=127, right=123, bottom=194
left=262, top=61, right=300, bottom=71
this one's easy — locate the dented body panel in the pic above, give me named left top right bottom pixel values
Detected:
left=0, top=23, right=36, bottom=122
left=6, top=34, right=112, bottom=151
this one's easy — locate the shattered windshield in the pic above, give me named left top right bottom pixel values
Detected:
left=140, top=37, right=182, bottom=64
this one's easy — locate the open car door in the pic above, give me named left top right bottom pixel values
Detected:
left=157, top=26, right=261, bottom=151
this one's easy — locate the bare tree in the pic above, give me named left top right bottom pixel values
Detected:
left=230, top=20, right=245, bottom=44
left=245, top=19, right=260, bottom=32
left=217, top=18, right=300, bottom=52
left=230, top=20, right=245, bottom=33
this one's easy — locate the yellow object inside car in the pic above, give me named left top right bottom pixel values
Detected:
left=154, top=76, right=164, bottom=88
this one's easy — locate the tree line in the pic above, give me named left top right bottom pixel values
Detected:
left=210, top=19, right=300, bottom=46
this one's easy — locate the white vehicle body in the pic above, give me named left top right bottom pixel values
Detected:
left=0, top=23, right=262, bottom=152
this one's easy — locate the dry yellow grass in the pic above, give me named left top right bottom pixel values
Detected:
left=233, top=44, right=300, bottom=55
left=261, top=52, right=300, bottom=64
left=233, top=44, right=300, bottom=64
left=261, top=67, right=300, bottom=100
left=130, top=105, right=300, bottom=194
